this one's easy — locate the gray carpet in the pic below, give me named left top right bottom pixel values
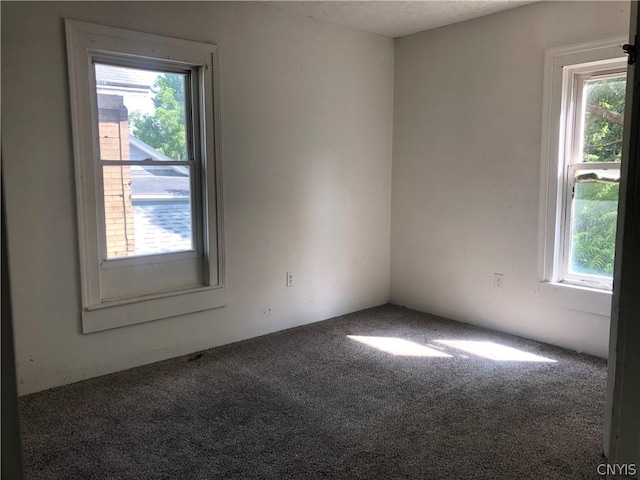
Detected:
left=19, top=304, right=607, bottom=479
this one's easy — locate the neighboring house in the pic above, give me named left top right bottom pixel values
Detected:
left=129, top=136, right=190, bottom=199
left=98, top=91, right=191, bottom=257
left=130, top=136, right=190, bottom=184
left=129, top=136, right=192, bottom=256
left=95, top=63, right=156, bottom=115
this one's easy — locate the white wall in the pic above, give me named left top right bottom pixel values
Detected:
left=391, top=1, right=629, bottom=358
left=2, top=1, right=394, bottom=395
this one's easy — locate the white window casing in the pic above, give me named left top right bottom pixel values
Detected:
left=538, top=37, right=627, bottom=313
left=66, top=20, right=225, bottom=333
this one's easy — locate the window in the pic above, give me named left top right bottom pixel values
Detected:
left=540, top=38, right=627, bottom=292
left=66, top=20, right=224, bottom=332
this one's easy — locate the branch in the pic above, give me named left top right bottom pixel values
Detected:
left=585, top=138, right=623, bottom=149
left=586, top=104, right=624, bottom=125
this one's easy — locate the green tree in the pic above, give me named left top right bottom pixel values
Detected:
left=583, top=77, right=626, bottom=163
left=130, top=74, right=187, bottom=160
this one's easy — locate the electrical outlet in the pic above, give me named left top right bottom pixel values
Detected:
left=493, top=273, right=504, bottom=289
left=286, top=272, right=294, bottom=287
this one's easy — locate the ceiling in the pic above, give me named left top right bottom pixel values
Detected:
left=273, top=1, right=536, bottom=38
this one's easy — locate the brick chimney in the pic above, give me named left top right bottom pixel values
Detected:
left=97, top=94, right=136, bottom=258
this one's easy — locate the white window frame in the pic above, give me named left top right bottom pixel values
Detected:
left=561, top=67, right=625, bottom=290
left=66, top=20, right=225, bottom=333
left=539, top=37, right=627, bottom=295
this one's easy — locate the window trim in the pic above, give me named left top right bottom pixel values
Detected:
left=66, top=20, right=225, bottom=333
left=539, top=37, right=626, bottom=295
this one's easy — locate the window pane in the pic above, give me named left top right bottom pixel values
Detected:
left=103, top=165, right=194, bottom=259
left=95, top=63, right=189, bottom=161
left=582, top=76, right=625, bottom=163
left=569, top=179, right=619, bottom=277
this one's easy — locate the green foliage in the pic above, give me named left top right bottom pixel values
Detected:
left=571, top=76, right=625, bottom=277
left=571, top=188, right=618, bottom=276
left=130, top=74, right=187, bottom=160
left=583, top=78, right=625, bottom=163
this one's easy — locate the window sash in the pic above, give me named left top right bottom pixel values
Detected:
left=97, top=160, right=202, bottom=263
left=92, top=58, right=197, bottom=163
left=567, top=70, right=626, bottom=167
left=561, top=163, right=620, bottom=289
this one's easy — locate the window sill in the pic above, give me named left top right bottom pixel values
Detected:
left=534, top=281, right=612, bottom=317
left=82, top=286, right=226, bottom=333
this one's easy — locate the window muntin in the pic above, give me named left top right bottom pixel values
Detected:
left=559, top=64, right=626, bottom=289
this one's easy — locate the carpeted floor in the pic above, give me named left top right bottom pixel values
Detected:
left=19, top=304, right=608, bottom=479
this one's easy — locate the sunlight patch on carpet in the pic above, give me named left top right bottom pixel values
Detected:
left=348, top=336, right=453, bottom=357
left=434, top=340, right=556, bottom=362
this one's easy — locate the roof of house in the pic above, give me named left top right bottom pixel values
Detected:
left=128, top=136, right=192, bottom=255
left=129, top=136, right=190, bottom=199
left=95, top=63, right=156, bottom=91
left=132, top=202, right=192, bottom=256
